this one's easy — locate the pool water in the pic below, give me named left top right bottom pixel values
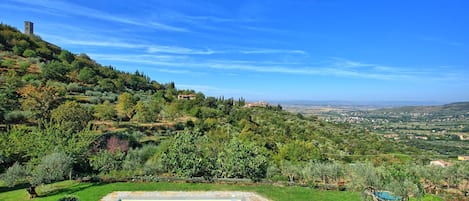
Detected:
left=374, top=191, right=401, bottom=201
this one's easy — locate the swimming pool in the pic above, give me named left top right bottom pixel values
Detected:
left=374, top=191, right=401, bottom=201
left=102, top=191, right=269, bottom=201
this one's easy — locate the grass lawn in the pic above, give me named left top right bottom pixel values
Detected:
left=0, top=180, right=361, bottom=201
left=0, top=180, right=444, bottom=201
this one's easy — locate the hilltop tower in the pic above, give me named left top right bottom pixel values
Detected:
left=24, top=21, right=34, bottom=35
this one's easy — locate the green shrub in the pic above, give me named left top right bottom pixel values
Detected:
left=0, top=51, right=13, bottom=57
left=22, top=49, right=36, bottom=57
left=22, top=73, right=40, bottom=82
left=1, top=163, right=28, bottom=187
left=41, top=60, right=69, bottom=81
left=4, top=110, right=29, bottom=123
left=266, top=164, right=285, bottom=182
left=66, top=83, right=85, bottom=93
left=58, top=195, right=80, bottom=201
left=88, top=96, right=102, bottom=104
left=94, top=100, right=116, bottom=120
left=1, top=59, right=15, bottom=68
left=78, top=67, right=97, bottom=84
left=89, top=150, right=125, bottom=174
left=12, top=45, right=25, bottom=55
left=27, top=57, right=40, bottom=64
left=85, top=90, right=102, bottom=97
left=101, top=93, right=118, bottom=102
left=18, top=61, right=31, bottom=73
left=58, top=50, right=75, bottom=64
left=122, top=145, right=158, bottom=173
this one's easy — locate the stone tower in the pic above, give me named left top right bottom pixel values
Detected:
left=24, top=21, right=34, bottom=35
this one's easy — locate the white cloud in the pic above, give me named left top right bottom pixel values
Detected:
left=177, top=84, right=262, bottom=98
left=7, top=0, right=188, bottom=32
left=155, top=69, right=195, bottom=74
left=146, top=46, right=216, bottom=55
left=88, top=53, right=465, bottom=81
left=239, top=49, right=306, bottom=55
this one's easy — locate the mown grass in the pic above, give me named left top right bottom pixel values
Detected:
left=0, top=180, right=444, bottom=201
left=0, top=180, right=361, bottom=201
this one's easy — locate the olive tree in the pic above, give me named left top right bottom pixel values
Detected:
left=216, top=138, right=268, bottom=181
left=161, top=131, right=213, bottom=178
left=1, top=163, right=28, bottom=187
left=31, top=152, right=72, bottom=185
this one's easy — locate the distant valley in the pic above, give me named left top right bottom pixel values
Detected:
left=285, top=102, right=469, bottom=156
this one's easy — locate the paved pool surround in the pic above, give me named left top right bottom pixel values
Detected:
left=100, top=191, right=270, bottom=201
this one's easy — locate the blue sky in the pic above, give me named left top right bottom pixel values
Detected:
left=1, top=0, right=468, bottom=102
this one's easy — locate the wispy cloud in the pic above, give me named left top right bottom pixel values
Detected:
left=146, top=46, right=215, bottom=55
left=239, top=49, right=306, bottom=55
left=156, top=69, right=195, bottom=74
left=88, top=52, right=463, bottom=81
left=7, top=0, right=188, bottom=32
left=44, top=35, right=217, bottom=55
left=0, top=3, right=64, bottom=16
left=44, top=34, right=306, bottom=56
left=177, top=84, right=261, bottom=97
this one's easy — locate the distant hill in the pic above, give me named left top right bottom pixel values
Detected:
left=378, top=102, right=469, bottom=115
left=274, top=100, right=444, bottom=108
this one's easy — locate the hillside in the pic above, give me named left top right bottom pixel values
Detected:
left=3, top=23, right=465, bottom=200
left=0, top=22, right=416, bottom=162
left=378, top=102, right=469, bottom=114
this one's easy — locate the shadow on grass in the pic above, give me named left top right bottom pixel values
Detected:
left=39, top=182, right=107, bottom=198
left=0, top=183, right=30, bottom=193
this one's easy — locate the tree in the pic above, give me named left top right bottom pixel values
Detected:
left=0, top=127, right=30, bottom=164
left=17, top=84, right=63, bottom=119
left=280, top=161, right=302, bottom=184
left=116, top=92, right=135, bottom=120
left=106, top=136, right=129, bottom=154
left=306, top=161, right=343, bottom=186
left=386, top=179, right=418, bottom=201
left=122, top=146, right=158, bottom=173
left=94, top=100, right=115, bottom=120
left=12, top=40, right=29, bottom=55
left=275, top=140, right=320, bottom=163
left=58, top=50, right=74, bottom=64
left=216, top=138, right=268, bottom=181
left=41, top=60, right=70, bottom=82
left=348, top=162, right=382, bottom=191
left=77, top=67, right=97, bottom=84
left=98, top=78, right=116, bottom=92
left=132, top=100, right=161, bottom=123
left=161, top=131, right=212, bottom=178
left=89, top=150, right=124, bottom=174
left=31, top=152, right=72, bottom=185
left=0, top=71, right=22, bottom=122
left=132, top=101, right=152, bottom=123
left=26, top=122, right=96, bottom=161
left=1, top=163, right=28, bottom=187
left=22, top=49, right=36, bottom=57
left=51, top=101, right=93, bottom=132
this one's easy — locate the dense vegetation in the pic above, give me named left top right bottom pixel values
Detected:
left=1, top=23, right=468, bottom=200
